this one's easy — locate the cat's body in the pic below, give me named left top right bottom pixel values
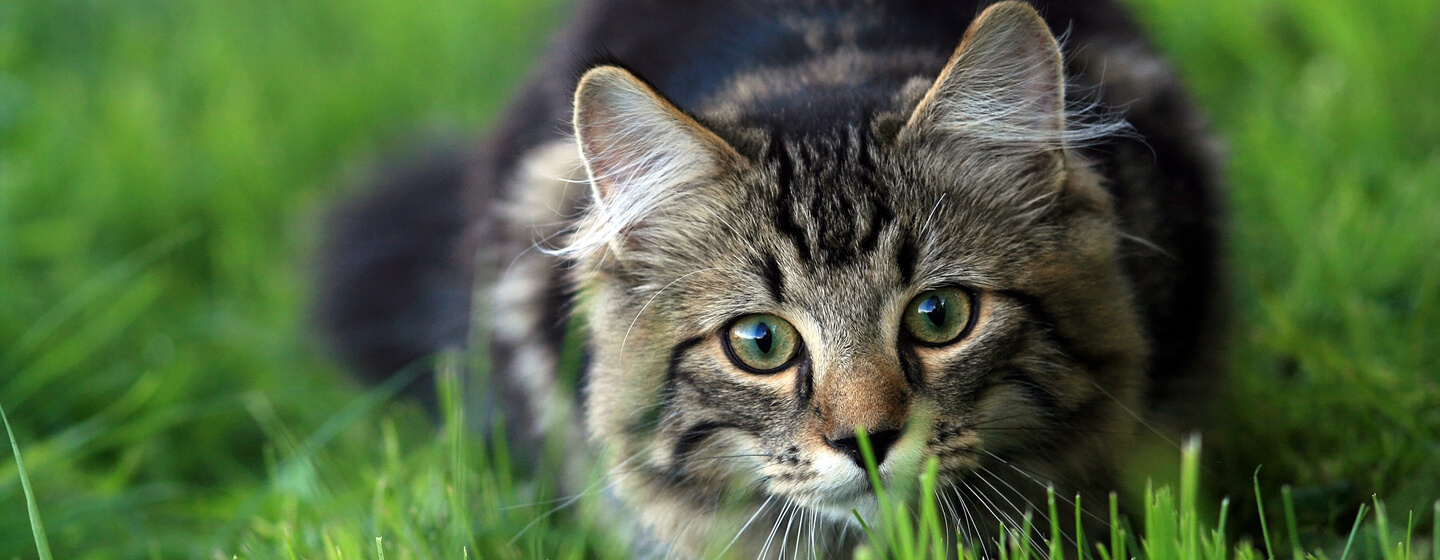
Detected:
left=321, top=1, right=1223, bottom=556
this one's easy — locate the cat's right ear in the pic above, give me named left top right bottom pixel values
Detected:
left=572, top=65, right=739, bottom=207
left=897, top=1, right=1067, bottom=151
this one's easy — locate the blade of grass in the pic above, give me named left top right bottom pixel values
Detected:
left=1183, top=437, right=1202, bottom=560
left=1374, top=497, right=1395, bottom=560
left=1, top=401, right=54, bottom=560
left=1214, top=497, right=1232, bottom=560
left=1283, top=486, right=1303, bottom=560
left=856, top=427, right=910, bottom=559
left=1021, top=507, right=1037, bottom=560
left=1049, top=486, right=1063, bottom=560
left=1109, top=492, right=1121, bottom=560
left=1339, top=503, right=1368, bottom=560
left=1404, top=511, right=1414, bottom=560
left=920, top=456, right=943, bottom=558
left=438, top=352, right=471, bottom=550
left=1255, top=468, right=1276, bottom=560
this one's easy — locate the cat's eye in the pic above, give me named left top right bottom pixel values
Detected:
left=902, top=287, right=976, bottom=346
left=724, top=314, right=801, bottom=373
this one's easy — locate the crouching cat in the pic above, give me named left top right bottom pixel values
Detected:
left=320, top=0, right=1224, bottom=556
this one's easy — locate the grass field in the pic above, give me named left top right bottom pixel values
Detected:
left=1, top=0, right=1437, bottom=557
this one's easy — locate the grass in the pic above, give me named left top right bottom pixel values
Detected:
left=2, top=402, right=52, bottom=560
left=0, top=0, right=1437, bottom=557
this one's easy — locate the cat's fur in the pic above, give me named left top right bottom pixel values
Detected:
left=319, top=0, right=1224, bottom=556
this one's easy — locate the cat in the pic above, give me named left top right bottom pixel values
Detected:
left=319, top=0, right=1225, bottom=557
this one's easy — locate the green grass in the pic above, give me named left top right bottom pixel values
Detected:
left=0, top=0, right=1437, bottom=557
left=2, top=401, right=53, bottom=560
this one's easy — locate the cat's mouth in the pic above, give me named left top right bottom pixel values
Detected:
left=778, top=486, right=876, bottom=523
left=772, top=468, right=888, bottom=521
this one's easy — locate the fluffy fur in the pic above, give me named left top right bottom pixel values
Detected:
left=320, top=1, right=1224, bottom=557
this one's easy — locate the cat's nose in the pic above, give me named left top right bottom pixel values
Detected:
left=826, top=428, right=902, bottom=469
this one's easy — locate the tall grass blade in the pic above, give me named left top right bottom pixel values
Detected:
left=1048, top=486, right=1063, bottom=560
left=1255, top=469, right=1276, bottom=560
left=1213, top=497, right=1232, bottom=560
left=1282, top=486, right=1303, bottom=560
left=1340, top=503, right=1368, bottom=560
left=1, top=402, right=54, bottom=560
left=1373, top=497, right=1395, bottom=560
left=1405, top=511, right=1415, bottom=560
left=856, top=427, right=910, bottom=558
left=1183, top=437, right=1202, bottom=560
left=920, top=456, right=944, bottom=557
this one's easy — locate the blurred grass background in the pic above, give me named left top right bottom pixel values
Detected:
left=0, top=0, right=1436, bottom=557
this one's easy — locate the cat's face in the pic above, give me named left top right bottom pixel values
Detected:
left=564, top=2, right=1145, bottom=553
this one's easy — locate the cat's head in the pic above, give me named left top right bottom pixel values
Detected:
left=562, top=0, right=1145, bottom=545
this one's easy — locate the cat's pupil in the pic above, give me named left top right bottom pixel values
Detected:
left=920, top=295, right=947, bottom=327
left=753, top=322, right=773, bottom=354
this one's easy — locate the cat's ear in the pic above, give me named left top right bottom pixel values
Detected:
left=898, top=1, right=1066, bottom=148
left=573, top=65, right=739, bottom=204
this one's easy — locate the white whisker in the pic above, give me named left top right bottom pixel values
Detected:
left=717, top=494, right=776, bottom=559
left=759, top=499, right=792, bottom=560
left=979, top=449, right=1109, bottom=526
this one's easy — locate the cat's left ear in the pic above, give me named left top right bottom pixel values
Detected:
left=898, top=1, right=1066, bottom=150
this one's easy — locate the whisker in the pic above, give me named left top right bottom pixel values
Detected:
left=961, top=479, right=1020, bottom=548
left=951, top=484, right=985, bottom=553
left=717, top=494, right=776, bottom=558
left=970, top=427, right=1135, bottom=435
left=975, top=465, right=1043, bottom=520
left=1118, top=230, right=1178, bottom=260
left=807, top=508, right=818, bottom=560
left=1087, top=379, right=1183, bottom=451
left=778, top=500, right=799, bottom=560
left=976, top=466, right=1080, bottom=555
left=974, top=477, right=1049, bottom=560
left=979, top=449, right=1110, bottom=527
left=935, top=488, right=963, bottom=553
left=759, top=499, right=792, bottom=560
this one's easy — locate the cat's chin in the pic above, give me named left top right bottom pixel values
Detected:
left=771, top=470, right=884, bottom=524
left=797, top=489, right=881, bottom=524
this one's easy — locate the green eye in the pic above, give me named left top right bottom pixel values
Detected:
left=902, top=287, right=975, bottom=345
left=724, top=314, right=801, bottom=373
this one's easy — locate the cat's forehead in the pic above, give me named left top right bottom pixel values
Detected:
left=757, top=125, right=897, bottom=269
left=717, top=125, right=1024, bottom=280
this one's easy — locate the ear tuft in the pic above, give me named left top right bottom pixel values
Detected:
left=573, top=66, right=738, bottom=200
left=560, top=65, right=738, bottom=260
left=900, top=1, right=1075, bottom=148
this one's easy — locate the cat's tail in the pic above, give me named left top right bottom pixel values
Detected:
left=316, top=147, right=479, bottom=408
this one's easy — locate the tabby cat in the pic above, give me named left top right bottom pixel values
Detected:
left=320, top=0, right=1224, bottom=557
